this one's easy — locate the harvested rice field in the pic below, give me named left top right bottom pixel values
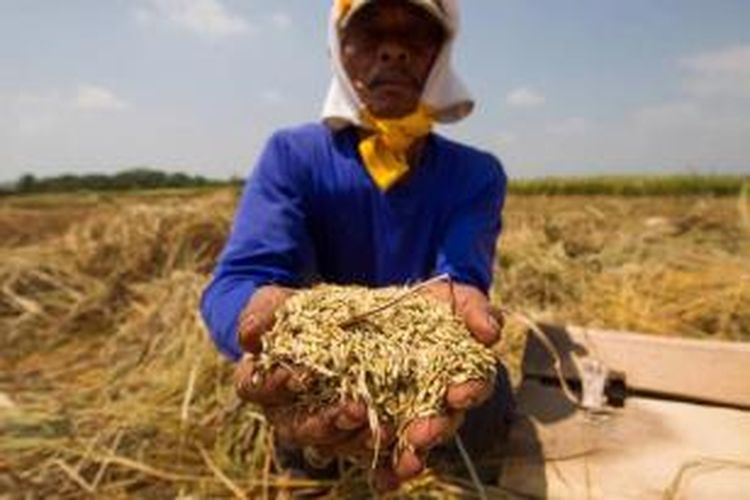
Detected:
left=1, top=187, right=748, bottom=498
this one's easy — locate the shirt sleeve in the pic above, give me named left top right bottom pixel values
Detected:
left=200, top=132, right=315, bottom=361
left=434, top=155, right=507, bottom=293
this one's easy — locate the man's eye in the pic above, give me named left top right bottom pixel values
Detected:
left=350, top=32, right=378, bottom=50
left=407, top=38, right=438, bottom=53
left=401, top=31, right=439, bottom=49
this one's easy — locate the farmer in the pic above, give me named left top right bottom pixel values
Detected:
left=201, top=0, right=513, bottom=491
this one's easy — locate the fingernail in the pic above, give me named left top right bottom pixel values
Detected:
left=239, top=315, right=263, bottom=354
left=488, top=313, right=499, bottom=333
left=239, top=313, right=256, bottom=334
left=486, top=314, right=500, bottom=343
left=396, top=450, right=424, bottom=479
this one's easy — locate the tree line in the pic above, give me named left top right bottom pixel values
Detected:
left=3, top=169, right=223, bottom=195
left=1, top=169, right=746, bottom=197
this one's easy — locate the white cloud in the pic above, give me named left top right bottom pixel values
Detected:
left=496, top=131, right=518, bottom=146
left=270, top=12, right=293, bottom=30
left=11, top=90, right=68, bottom=135
left=133, top=7, right=154, bottom=26
left=259, top=90, right=284, bottom=105
left=632, top=101, right=700, bottom=130
left=7, top=85, right=128, bottom=139
left=495, top=96, right=750, bottom=177
left=681, top=45, right=750, bottom=75
left=74, top=84, right=128, bottom=111
left=545, top=116, right=588, bottom=136
left=506, top=87, right=546, bottom=108
left=679, top=44, right=750, bottom=99
left=0, top=94, right=20, bottom=170
left=138, top=0, right=252, bottom=37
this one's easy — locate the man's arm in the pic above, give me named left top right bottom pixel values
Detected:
left=202, top=131, right=379, bottom=460
left=434, top=153, right=507, bottom=294
left=200, top=131, right=315, bottom=361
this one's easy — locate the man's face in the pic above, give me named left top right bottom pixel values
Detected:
left=340, top=0, right=446, bottom=119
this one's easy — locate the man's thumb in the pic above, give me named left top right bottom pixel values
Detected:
left=463, top=301, right=500, bottom=346
left=238, top=286, right=292, bottom=353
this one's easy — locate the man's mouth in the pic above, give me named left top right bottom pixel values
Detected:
left=369, top=74, right=419, bottom=91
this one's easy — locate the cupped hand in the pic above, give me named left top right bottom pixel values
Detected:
left=377, top=380, right=496, bottom=489
left=234, top=285, right=382, bottom=457
left=234, top=280, right=503, bottom=490
left=235, top=353, right=380, bottom=454
left=376, top=281, right=503, bottom=490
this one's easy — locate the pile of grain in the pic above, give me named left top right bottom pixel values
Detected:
left=257, top=284, right=498, bottom=461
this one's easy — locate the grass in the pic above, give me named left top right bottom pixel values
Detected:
left=0, top=185, right=748, bottom=497
left=508, top=174, right=748, bottom=197
left=5, top=174, right=748, bottom=200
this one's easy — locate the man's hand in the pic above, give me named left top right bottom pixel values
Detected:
left=374, top=281, right=503, bottom=490
left=237, top=285, right=296, bottom=354
left=236, top=354, right=390, bottom=463
left=235, top=286, right=377, bottom=456
left=234, top=281, right=503, bottom=491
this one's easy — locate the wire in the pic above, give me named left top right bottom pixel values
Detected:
left=454, top=434, right=489, bottom=500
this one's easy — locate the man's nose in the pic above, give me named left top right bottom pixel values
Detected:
left=377, top=40, right=410, bottom=64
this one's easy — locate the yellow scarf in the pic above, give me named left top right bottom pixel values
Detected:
left=358, top=105, right=435, bottom=191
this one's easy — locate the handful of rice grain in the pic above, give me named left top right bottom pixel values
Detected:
left=255, top=284, right=497, bottom=458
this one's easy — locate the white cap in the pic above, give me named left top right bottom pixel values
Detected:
left=337, top=0, right=451, bottom=34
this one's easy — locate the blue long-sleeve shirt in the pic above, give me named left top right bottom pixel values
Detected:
left=201, top=123, right=507, bottom=361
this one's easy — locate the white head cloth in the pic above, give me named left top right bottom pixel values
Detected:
left=321, top=0, right=474, bottom=130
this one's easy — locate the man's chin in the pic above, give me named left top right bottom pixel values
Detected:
left=365, top=99, right=420, bottom=120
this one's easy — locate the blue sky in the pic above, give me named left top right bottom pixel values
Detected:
left=1, top=0, right=749, bottom=181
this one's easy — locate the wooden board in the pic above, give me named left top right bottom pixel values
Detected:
left=499, top=381, right=750, bottom=500
left=522, top=325, right=750, bottom=408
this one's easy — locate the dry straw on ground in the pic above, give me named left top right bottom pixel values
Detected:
left=1, top=188, right=748, bottom=498
left=0, top=192, right=477, bottom=498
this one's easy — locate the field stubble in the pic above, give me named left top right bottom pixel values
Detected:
left=0, top=188, right=748, bottom=498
